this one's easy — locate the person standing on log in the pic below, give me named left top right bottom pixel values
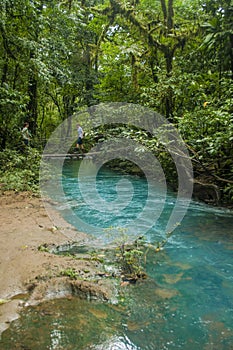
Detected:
left=76, top=123, right=84, bottom=153
left=21, top=122, right=31, bottom=146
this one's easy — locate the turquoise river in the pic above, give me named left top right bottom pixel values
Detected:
left=1, top=159, right=233, bottom=350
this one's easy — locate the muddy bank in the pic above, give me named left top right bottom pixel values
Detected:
left=0, top=192, right=117, bottom=336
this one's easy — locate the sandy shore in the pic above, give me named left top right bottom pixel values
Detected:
left=0, top=192, right=115, bottom=336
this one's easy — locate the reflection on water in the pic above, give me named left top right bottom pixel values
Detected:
left=1, top=160, right=233, bottom=349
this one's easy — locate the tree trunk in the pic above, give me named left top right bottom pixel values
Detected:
left=230, top=33, right=233, bottom=80
left=167, top=0, right=174, bottom=31
left=1, top=58, right=8, bottom=86
left=27, top=70, right=38, bottom=135
left=13, top=63, right=19, bottom=90
left=131, top=53, right=138, bottom=91
left=63, top=95, right=75, bottom=137
left=84, top=46, right=94, bottom=106
left=160, top=0, right=167, bottom=26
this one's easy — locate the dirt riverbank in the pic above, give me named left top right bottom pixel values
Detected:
left=0, top=191, right=116, bottom=336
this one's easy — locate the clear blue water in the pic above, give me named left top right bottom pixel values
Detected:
left=56, top=160, right=180, bottom=242
left=1, top=159, right=233, bottom=349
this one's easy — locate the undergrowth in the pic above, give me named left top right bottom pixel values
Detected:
left=0, top=148, right=41, bottom=192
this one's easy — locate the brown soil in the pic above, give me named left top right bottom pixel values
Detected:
left=0, top=192, right=116, bottom=336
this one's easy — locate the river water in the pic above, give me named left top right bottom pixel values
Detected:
left=1, top=160, right=233, bottom=349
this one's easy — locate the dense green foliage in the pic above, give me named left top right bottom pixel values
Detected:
left=0, top=148, right=41, bottom=191
left=0, top=0, right=232, bottom=203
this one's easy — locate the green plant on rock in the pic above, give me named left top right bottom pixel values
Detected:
left=105, top=227, right=147, bottom=282
left=38, top=244, right=50, bottom=253
left=60, top=268, right=78, bottom=280
left=117, top=244, right=146, bottom=281
left=106, top=226, right=178, bottom=282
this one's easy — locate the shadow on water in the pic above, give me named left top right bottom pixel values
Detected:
left=1, top=160, right=233, bottom=349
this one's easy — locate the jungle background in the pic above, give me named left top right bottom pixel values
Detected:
left=0, top=0, right=232, bottom=205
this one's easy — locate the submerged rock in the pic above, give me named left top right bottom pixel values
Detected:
left=25, top=276, right=116, bottom=307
